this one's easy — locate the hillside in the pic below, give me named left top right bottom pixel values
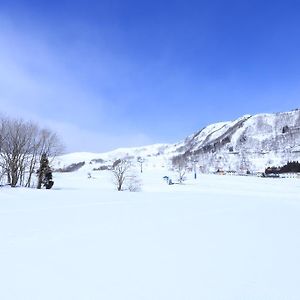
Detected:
left=55, top=109, right=300, bottom=174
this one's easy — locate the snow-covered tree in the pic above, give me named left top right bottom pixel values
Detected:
left=37, top=153, right=54, bottom=189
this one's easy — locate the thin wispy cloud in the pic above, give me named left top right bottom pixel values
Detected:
left=0, top=15, right=153, bottom=152
left=1, top=1, right=300, bottom=152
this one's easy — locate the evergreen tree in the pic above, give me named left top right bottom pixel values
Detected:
left=37, top=153, right=54, bottom=189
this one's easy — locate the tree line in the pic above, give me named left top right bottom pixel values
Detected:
left=265, top=161, right=300, bottom=175
left=0, top=116, right=63, bottom=188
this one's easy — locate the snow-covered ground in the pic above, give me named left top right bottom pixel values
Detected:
left=1, top=169, right=300, bottom=300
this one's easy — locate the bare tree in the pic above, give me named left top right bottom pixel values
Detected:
left=0, top=121, right=4, bottom=185
left=0, top=116, right=63, bottom=188
left=111, top=159, right=132, bottom=191
left=0, top=118, right=34, bottom=187
left=171, top=155, right=189, bottom=183
left=0, top=119, right=4, bottom=182
left=25, top=128, right=63, bottom=187
left=0, top=119, right=4, bottom=150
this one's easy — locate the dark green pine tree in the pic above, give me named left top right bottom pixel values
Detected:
left=37, top=153, right=54, bottom=189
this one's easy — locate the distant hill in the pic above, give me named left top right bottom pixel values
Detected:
left=55, top=109, right=300, bottom=173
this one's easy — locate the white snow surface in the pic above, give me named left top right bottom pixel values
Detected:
left=1, top=167, right=300, bottom=300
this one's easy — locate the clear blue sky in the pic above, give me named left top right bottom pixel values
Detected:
left=1, top=0, right=300, bottom=152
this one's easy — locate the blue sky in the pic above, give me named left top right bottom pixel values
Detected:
left=1, top=0, right=300, bottom=152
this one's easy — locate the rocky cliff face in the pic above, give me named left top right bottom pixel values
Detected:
left=175, top=109, right=300, bottom=172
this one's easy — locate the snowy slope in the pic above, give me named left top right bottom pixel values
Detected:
left=54, top=109, right=300, bottom=174
left=53, top=143, right=176, bottom=174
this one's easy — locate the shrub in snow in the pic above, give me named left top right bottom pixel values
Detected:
left=55, top=161, right=85, bottom=173
left=90, top=158, right=105, bottom=164
left=125, top=175, right=142, bottom=192
left=93, top=165, right=110, bottom=171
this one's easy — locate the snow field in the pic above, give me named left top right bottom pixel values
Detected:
left=0, top=171, right=300, bottom=300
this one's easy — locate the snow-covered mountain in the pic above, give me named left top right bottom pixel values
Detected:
left=177, top=109, right=300, bottom=172
left=55, top=109, right=300, bottom=173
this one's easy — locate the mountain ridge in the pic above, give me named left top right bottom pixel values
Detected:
left=55, top=109, right=300, bottom=173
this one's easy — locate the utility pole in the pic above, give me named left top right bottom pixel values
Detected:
left=190, top=157, right=198, bottom=179
left=137, top=157, right=145, bottom=173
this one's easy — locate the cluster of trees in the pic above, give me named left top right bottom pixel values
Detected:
left=171, top=155, right=199, bottom=183
left=171, top=155, right=189, bottom=183
left=265, top=161, right=300, bottom=174
left=111, top=154, right=196, bottom=191
left=0, top=116, right=63, bottom=188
